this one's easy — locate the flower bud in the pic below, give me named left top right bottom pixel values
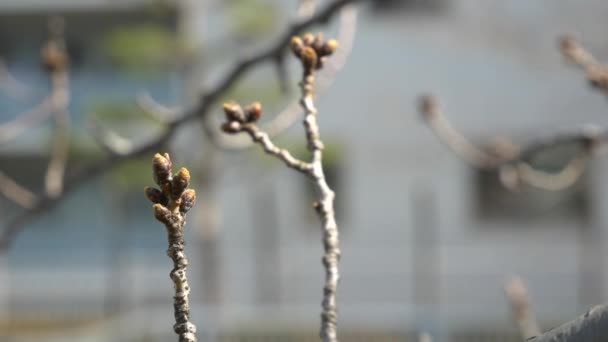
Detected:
left=302, top=33, right=315, bottom=46
left=221, top=121, right=241, bottom=134
left=223, top=102, right=246, bottom=123
left=290, top=36, right=304, bottom=57
left=144, top=186, right=165, bottom=204
left=245, top=101, right=262, bottom=122
left=172, top=167, right=190, bottom=199
left=41, top=41, right=69, bottom=73
left=418, top=95, right=439, bottom=120
left=153, top=203, right=172, bottom=224
left=153, top=153, right=172, bottom=185
left=179, top=189, right=196, bottom=213
left=318, top=39, right=338, bottom=57
left=300, top=46, right=318, bottom=71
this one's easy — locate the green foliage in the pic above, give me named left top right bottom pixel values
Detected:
left=102, top=24, right=178, bottom=75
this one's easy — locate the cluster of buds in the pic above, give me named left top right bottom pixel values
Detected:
left=290, top=33, right=338, bottom=72
left=41, top=40, right=69, bottom=73
left=145, top=153, right=196, bottom=222
left=221, top=101, right=263, bottom=134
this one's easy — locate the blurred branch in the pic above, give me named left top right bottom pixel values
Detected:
left=0, top=0, right=366, bottom=250
left=0, top=18, right=71, bottom=207
left=559, top=35, right=608, bottom=94
left=504, top=277, right=541, bottom=340
left=88, top=117, right=135, bottom=156
left=0, top=59, right=30, bottom=100
left=418, top=95, right=599, bottom=191
left=136, top=91, right=180, bottom=124
left=207, top=3, right=359, bottom=150
left=0, top=98, right=55, bottom=145
left=529, top=305, right=608, bottom=342
left=0, top=171, right=36, bottom=209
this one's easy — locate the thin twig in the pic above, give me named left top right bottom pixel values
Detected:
left=146, top=153, right=197, bottom=341
left=418, top=95, right=598, bottom=191
left=136, top=91, right=180, bottom=124
left=207, top=3, right=359, bottom=150
left=0, top=0, right=364, bottom=250
left=0, top=171, right=36, bottom=209
left=559, top=35, right=608, bottom=93
left=44, top=71, right=70, bottom=198
left=0, top=59, right=30, bottom=100
left=504, top=276, right=541, bottom=340
left=221, top=33, right=341, bottom=342
left=88, top=117, right=135, bottom=156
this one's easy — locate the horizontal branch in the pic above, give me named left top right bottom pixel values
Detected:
left=418, top=95, right=602, bottom=191
left=0, top=0, right=366, bottom=250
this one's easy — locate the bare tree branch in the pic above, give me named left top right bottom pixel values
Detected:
left=136, top=91, right=180, bottom=124
left=146, top=153, right=198, bottom=341
left=88, top=117, right=136, bottom=156
left=0, top=59, right=30, bottom=100
left=220, top=32, right=342, bottom=342
left=0, top=0, right=365, bottom=249
left=207, top=3, right=359, bottom=150
left=43, top=71, right=70, bottom=198
left=0, top=171, right=36, bottom=209
left=418, top=95, right=599, bottom=191
left=504, top=276, right=541, bottom=340
left=559, top=35, right=608, bottom=93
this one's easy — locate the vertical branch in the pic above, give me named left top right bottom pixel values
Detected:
left=504, top=276, right=541, bottom=340
left=220, top=33, right=341, bottom=342
left=44, top=72, right=70, bottom=197
left=145, top=153, right=198, bottom=342
left=42, top=17, right=71, bottom=198
left=295, top=35, right=341, bottom=342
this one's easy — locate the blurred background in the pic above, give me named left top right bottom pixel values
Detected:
left=0, top=0, right=608, bottom=341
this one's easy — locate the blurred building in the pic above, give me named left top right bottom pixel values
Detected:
left=1, top=0, right=608, bottom=341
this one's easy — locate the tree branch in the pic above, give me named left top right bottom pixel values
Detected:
left=0, top=0, right=365, bottom=250
left=220, top=32, right=342, bottom=342
left=418, top=95, right=600, bottom=191
left=206, top=2, right=359, bottom=150
left=504, top=277, right=541, bottom=340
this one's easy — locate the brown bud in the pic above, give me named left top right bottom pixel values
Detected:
left=221, top=121, right=242, bottom=134
left=245, top=101, right=262, bottom=122
left=559, top=35, right=577, bottom=55
left=418, top=94, right=439, bottom=120
left=300, top=46, right=318, bottom=71
left=153, top=153, right=172, bottom=185
left=172, top=167, right=191, bottom=198
left=144, top=186, right=166, bottom=204
left=223, top=101, right=246, bottom=123
left=153, top=203, right=172, bottom=224
left=41, top=41, right=68, bottom=73
left=318, top=39, right=338, bottom=57
left=302, top=33, right=315, bottom=46
left=179, top=189, right=196, bottom=213
left=311, top=32, right=324, bottom=51
left=290, top=36, right=304, bottom=57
